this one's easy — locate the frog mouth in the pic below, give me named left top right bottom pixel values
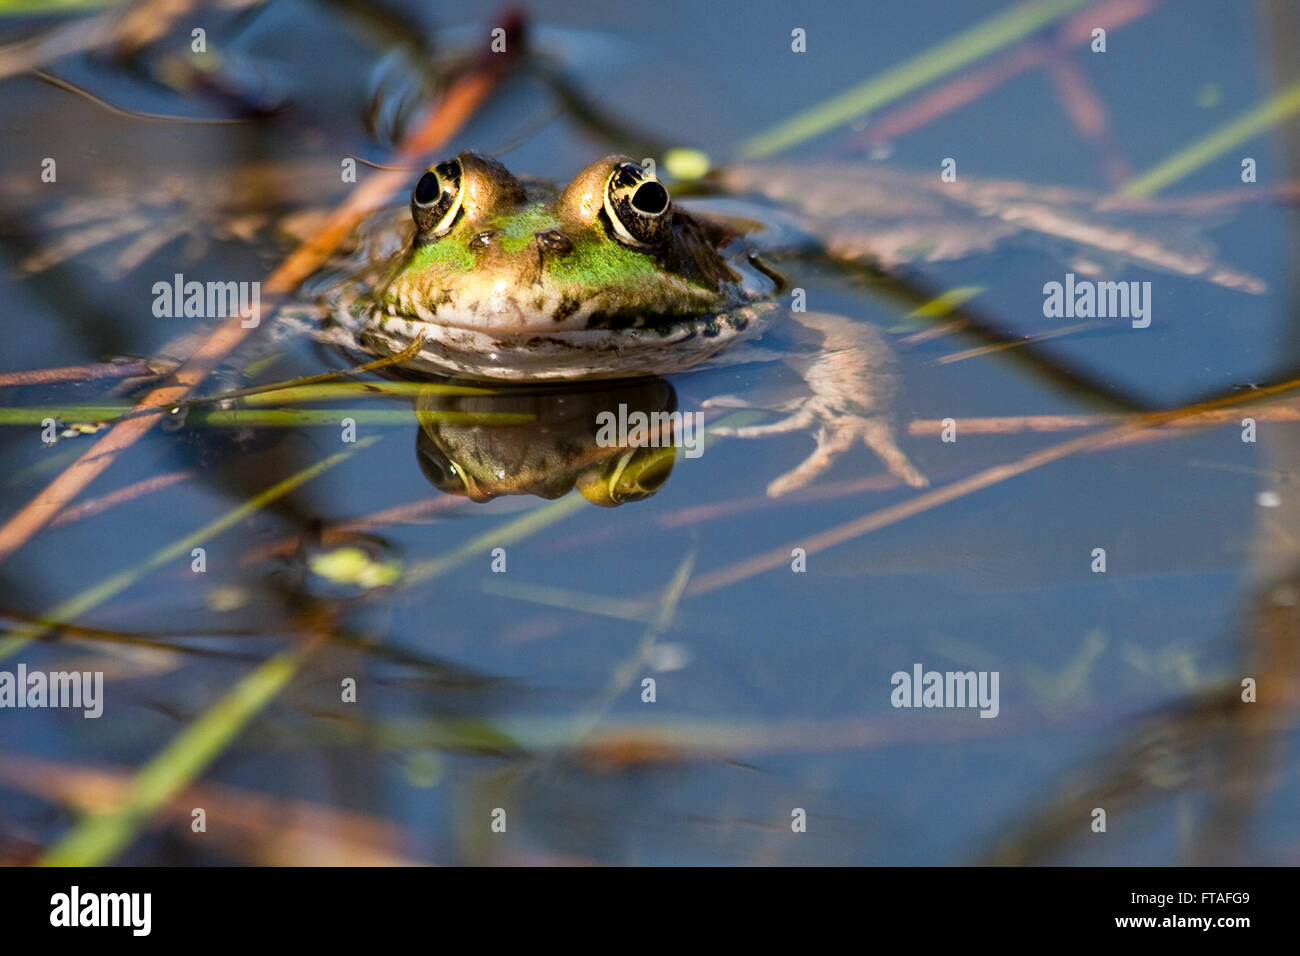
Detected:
left=360, top=307, right=765, bottom=382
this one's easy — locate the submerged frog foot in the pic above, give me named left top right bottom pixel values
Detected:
left=857, top=416, right=929, bottom=490
left=765, top=413, right=927, bottom=498
left=711, top=393, right=927, bottom=496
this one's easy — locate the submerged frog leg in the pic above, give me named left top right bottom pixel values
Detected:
left=758, top=406, right=928, bottom=497
left=710, top=405, right=816, bottom=437
left=697, top=341, right=790, bottom=369
left=710, top=311, right=927, bottom=496
left=766, top=420, right=859, bottom=496
left=858, top=416, right=928, bottom=489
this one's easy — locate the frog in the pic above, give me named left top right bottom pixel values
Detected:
left=15, top=149, right=1264, bottom=499
left=341, top=150, right=929, bottom=497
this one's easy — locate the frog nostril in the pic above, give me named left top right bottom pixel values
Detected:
left=469, top=230, right=496, bottom=249
left=535, top=230, right=573, bottom=254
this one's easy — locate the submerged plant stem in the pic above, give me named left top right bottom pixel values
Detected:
left=1120, top=76, right=1300, bottom=196
left=739, top=0, right=1091, bottom=158
left=38, top=646, right=308, bottom=867
left=0, top=438, right=379, bottom=660
left=0, top=11, right=524, bottom=568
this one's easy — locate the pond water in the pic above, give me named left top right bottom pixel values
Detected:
left=1, top=0, right=1298, bottom=865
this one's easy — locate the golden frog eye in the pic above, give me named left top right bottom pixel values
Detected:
left=411, top=158, right=464, bottom=239
left=604, top=161, right=673, bottom=247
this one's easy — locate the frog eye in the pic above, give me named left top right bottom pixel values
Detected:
left=411, top=158, right=464, bottom=239
left=604, top=161, right=673, bottom=247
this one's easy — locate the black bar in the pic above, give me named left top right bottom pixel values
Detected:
left=0, top=866, right=1275, bottom=941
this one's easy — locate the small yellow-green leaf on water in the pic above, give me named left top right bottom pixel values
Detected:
left=309, top=547, right=368, bottom=580
left=67, top=422, right=107, bottom=435
left=205, top=586, right=248, bottom=612
left=402, top=751, right=445, bottom=788
left=663, top=148, right=711, bottom=181
left=359, top=563, right=402, bottom=589
left=908, top=285, right=984, bottom=318
left=1196, top=83, right=1223, bottom=109
left=309, top=547, right=402, bottom=588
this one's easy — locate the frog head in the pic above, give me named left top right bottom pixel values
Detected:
left=364, top=153, right=767, bottom=380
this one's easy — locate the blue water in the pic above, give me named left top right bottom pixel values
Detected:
left=0, top=0, right=1296, bottom=865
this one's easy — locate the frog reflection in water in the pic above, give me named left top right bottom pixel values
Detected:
left=346, top=152, right=927, bottom=498
left=414, top=378, right=683, bottom=507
